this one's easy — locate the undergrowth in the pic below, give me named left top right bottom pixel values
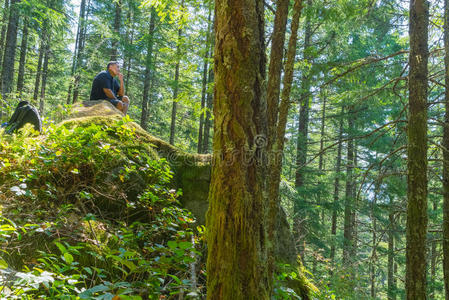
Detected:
left=0, top=117, right=206, bottom=299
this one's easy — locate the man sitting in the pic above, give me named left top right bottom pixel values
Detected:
left=90, top=61, right=130, bottom=114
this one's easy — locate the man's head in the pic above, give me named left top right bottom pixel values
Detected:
left=107, top=61, right=120, bottom=76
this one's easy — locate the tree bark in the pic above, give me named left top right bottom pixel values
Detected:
left=405, top=0, right=429, bottom=299
left=198, top=5, right=212, bottom=154
left=169, top=25, right=182, bottom=146
left=16, top=18, right=28, bottom=96
left=141, top=8, right=156, bottom=130
left=1, top=0, right=19, bottom=98
left=206, top=0, right=269, bottom=298
left=443, top=0, right=449, bottom=297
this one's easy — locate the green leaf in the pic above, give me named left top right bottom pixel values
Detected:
left=79, top=284, right=110, bottom=298
left=54, top=241, right=67, bottom=254
left=178, top=241, right=191, bottom=249
left=167, top=240, right=177, bottom=249
left=0, top=259, right=8, bottom=269
left=64, top=252, right=74, bottom=265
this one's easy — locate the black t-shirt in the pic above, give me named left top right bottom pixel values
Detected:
left=90, top=70, right=120, bottom=100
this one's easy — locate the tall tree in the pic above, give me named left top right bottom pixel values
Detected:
left=405, top=0, right=429, bottom=298
left=169, top=25, right=182, bottom=145
left=330, top=107, right=344, bottom=267
left=294, top=0, right=313, bottom=259
left=110, top=0, right=122, bottom=60
left=0, top=0, right=10, bottom=72
left=72, top=0, right=88, bottom=103
left=1, top=0, right=19, bottom=98
left=39, top=31, right=51, bottom=114
left=197, top=5, right=212, bottom=154
left=141, top=8, right=156, bottom=130
left=33, top=36, right=45, bottom=102
left=206, top=0, right=269, bottom=297
left=16, top=18, right=29, bottom=96
left=443, top=0, right=449, bottom=297
left=388, top=196, right=396, bottom=300
left=343, top=108, right=355, bottom=266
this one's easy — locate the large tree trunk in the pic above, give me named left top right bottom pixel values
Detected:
left=405, top=0, right=429, bottom=299
left=330, top=107, right=344, bottom=267
left=141, top=8, right=156, bottom=130
left=1, top=0, right=19, bottom=98
left=443, top=0, right=449, bottom=297
left=16, top=18, right=28, bottom=96
left=206, top=0, right=269, bottom=298
left=110, top=0, right=121, bottom=61
left=169, top=26, right=182, bottom=146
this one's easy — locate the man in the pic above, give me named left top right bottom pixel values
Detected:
left=90, top=61, right=130, bottom=114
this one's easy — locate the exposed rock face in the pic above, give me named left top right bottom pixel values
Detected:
left=68, top=101, right=297, bottom=264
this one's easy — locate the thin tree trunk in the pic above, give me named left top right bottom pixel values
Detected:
left=405, top=0, right=429, bottom=298
left=39, top=33, right=50, bottom=115
left=268, top=0, right=303, bottom=271
left=141, top=8, right=156, bottom=130
left=33, top=37, right=45, bottom=102
left=1, top=0, right=19, bottom=98
left=370, top=179, right=379, bottom=299
left=443, top=0, right=449, bottom=297
left=0, top=0, right=10, bottom=72
left=16, top=18, right=28, bottom=96
left=123, top=2, right=134, bottom=94
left=318, top=91, right=326, bottom=224
left=206, top=0, right=269, bottom=298
left=294, top=0, right=313, bottom=260
left=198, top=5, right=212, bottom=154
left=72, top=0, right=87, bottom=103
left=202, top=66, right=213, bottom=153
left=430, top=199, right=437, bottom=299
left=330, top=106, right=344, bottom=268
left=343, top=108, right=355, bottom=266
left=169, top=24, right=182, bottom=146
left=110, top=0, right=121, bottom=61
left=388, top=197, right=396, bottom=300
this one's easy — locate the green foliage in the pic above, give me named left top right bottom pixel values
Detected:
left=0, top=118, right=205, bottom=298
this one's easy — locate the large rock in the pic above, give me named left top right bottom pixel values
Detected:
left=68, top=101, right=297, bottom=263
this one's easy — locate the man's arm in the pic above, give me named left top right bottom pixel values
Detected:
left=103, top=88, right=118, bottom=100
left=117, top=73, right=124, bottom=97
